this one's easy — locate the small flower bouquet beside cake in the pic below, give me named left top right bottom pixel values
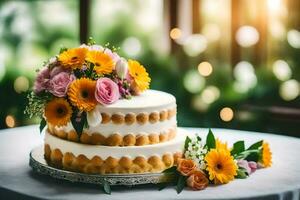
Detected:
left=160, top=129, right=272, bottom=193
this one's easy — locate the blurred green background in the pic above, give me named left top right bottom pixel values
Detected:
left=0, top=0, right=299, bottom=137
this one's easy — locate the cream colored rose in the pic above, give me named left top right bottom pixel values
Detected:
left=186, top=170, right=209, bottom=190
left=177, top=159, right=197, bottom=176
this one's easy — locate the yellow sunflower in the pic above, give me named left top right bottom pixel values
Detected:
left=128, top=59, right=151, bottom=92
left=44, top=98, right=72, bottom=127
left=58, top=47, right=87, bottom=69
left=205, top=149, right=238, bottom=184
left=261, top=142, right=272, bottom=167
left=86, top=50, right=114, bottom=74
left=67, top=78, right=97, bottom=111
left=216, top=138, right=230, bottom=153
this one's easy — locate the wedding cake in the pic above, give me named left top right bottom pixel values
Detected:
left=27, top=41, right=272, bottom=193
left=26, top=42, right=184, bottom=174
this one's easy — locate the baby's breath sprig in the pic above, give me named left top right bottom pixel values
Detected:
left=24, top=92, right=51, bottom=118
left=87, top=37, right=96, bottom=45
left=184, top=135, right=208, bottom=170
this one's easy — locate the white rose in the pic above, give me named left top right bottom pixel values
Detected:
left=115, top=58, right=128, bottom=79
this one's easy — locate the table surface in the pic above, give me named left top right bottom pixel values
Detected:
left=0, top=125, right=299, bottom=200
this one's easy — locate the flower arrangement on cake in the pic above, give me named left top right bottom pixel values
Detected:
left=160, top=129, right=272, bottom=193
left=25, top=39, right=151, bottom=135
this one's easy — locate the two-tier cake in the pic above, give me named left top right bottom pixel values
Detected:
left=44, top=90, right=185, bottom=174
left=26, top=42, right=184, bottom=175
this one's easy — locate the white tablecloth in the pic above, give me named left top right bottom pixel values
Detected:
left=0, top=125, right=299, bottom=200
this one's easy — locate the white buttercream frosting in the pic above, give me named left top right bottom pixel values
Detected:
left=54, top=90, right=177, bottom=137
left=95, top=89, right=176, bottom=114
left=56, top=117, right=176, bottom=137
left=44, top=128, right=188, bottom=159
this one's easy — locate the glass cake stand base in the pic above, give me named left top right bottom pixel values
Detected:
left=29, top=146, right=168, bottom=186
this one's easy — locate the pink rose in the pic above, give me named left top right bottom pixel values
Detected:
left=95, top=78, right=120, bottom=105
left=34, top=67, right=50, bottom=94
left=50, top=66, right=64, bottom=78
left=248, top=161, right=257, bottom=174
left=237, top=160, right=258, bottom=175
left=104, top=48, right=120, bottom=63
left=49, top=72, right=75, bottom=97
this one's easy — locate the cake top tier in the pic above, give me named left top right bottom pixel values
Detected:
left=99, top=90, right=175, bottom=111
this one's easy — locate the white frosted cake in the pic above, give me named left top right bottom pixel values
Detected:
left=44, top=90, right=184, bottom=174
left=47, top=90, right=177, bottom=146
left=26, top=43, right=185, bottom=174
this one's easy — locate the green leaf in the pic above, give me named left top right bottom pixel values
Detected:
left=59, top=47, right=68, bottom=54
left=235, top=149, right=260, bottom=161
left=236, top=168, right=248, bottom=179
left=247, top=140, right=263, bottom=150
left=162, top=166, right=177, bottom=174
left=39, top=118, right=46, bottom=134
left=71, top=111, right=87, bottom=138
left=231, top=141, right=245, bottom=156
left=245, top=152, right=260, bottom=162
left=206, top=129, right=216, bottom=150
left=103, top=180, right=111, bottom=195
left=196, top=135, right=202, bottom=141
left=184, top=136, right=192, bottom=150
left=176, top=175, right=187, bottom=194
left=157, top=182, right=168, bottom=191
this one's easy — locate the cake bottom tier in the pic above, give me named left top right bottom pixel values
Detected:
left=44, top=130, right=186, bottom=174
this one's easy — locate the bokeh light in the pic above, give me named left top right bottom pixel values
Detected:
left=14, top=76, right=29, bottom=93
left=170, top=28, right=182, bottom=40
left=287, top=29, right=300, bottom=49
left=279, top=79, right=299, bottom=101
left=198, top=62, right=213, bottom=77
left=272, top=60, right=292, bottom=81
left=183, top=70, right=205, bottom=93
left=5, top=115, right=15, bottom=128
left=236, top=26, right=259, bottom=47
left=202, top=23, right=221, bottom=42
left=267, top=0, right=281, bottom=12
left=122, top=37, right=142, bottom=57
left=183, top=34, right=207, bottom=57
left=17, top=42, right=48, bottom=76
left=200, top=86, right=220, bottom=104
left=233, top=61, right=257, bottom=92
left=192, top=94, right=209, bottom=112
left=269, top=21, right=285, bottom=40
left=220, top=107, right=234, bottom=122
left=38, top=1, right=75, bottom=29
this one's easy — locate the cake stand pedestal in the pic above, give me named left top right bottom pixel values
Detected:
left=29, top=146, right=168, bottom=186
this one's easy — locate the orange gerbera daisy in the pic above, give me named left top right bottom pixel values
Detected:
left=205, top=148, right=238, bottom=184
left=216, top=138, right=230, bottom=153
left=58, top=47, right=87, bottom=69
left=261, top=142, right=272, bottom=167
left=86, top=50, right=114, bottom=74
left=44, top=98, right=72, bottom=127
left=128, top=59, right=151, bottom=92
left=68, top=78, right=97, bottom=111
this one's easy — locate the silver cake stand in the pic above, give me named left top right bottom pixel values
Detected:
left=29, top=146, right=168, bottom=186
